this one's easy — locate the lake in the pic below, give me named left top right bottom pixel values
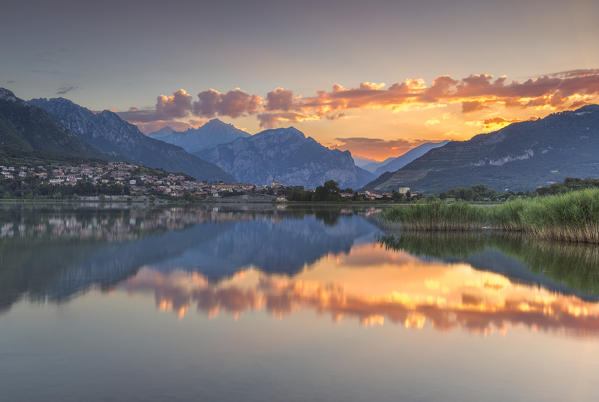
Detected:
left=1, top=204, right=598, bottom=402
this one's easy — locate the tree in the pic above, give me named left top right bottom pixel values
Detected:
left=323, top=180, right=340, bottom=193
left=312, top=180, right=341, bottom=202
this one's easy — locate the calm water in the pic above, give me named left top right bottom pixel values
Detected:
left=1, top=204, right=599, bottom=402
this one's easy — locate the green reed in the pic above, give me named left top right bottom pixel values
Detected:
left=380, top=189, right=599, bottom=243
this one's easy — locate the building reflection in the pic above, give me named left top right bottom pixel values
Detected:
left=0, top=205, right=379, bottom=312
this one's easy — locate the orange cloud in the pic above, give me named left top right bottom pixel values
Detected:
left=425, top=118, right=441, bottom=126
left=119, top=69, right=599, bottom=131
left=252, top=69, right=599, bottom=127
left=332, top=137, right=430, bottom=160
left=482, top=116, right=530, bottom=130
left=257, top=111, right=314, bottom=128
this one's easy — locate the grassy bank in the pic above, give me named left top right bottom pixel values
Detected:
left=379, top=188, right=599, bottom=243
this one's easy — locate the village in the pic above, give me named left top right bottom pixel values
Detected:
left=0, top=161, right=410, bottom=201
left=1, top=161, right=262, bottom=199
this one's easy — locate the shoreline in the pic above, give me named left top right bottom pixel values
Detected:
left=0, top=198, right=408, bottom=207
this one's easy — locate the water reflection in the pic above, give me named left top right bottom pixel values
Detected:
left=0, top=205, right=379, bottom=312
left=122, top=243, right=599, bottom=337
left=380, top=232, right=599, bottom=298
left=1, top=205, right=599, bottom=338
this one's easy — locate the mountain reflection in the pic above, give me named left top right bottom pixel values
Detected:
left=121, top=243, right=599, bottom=337
left=2, top=205, right=599, bottom=338
left=380, top=232, right=599, bottom=299
left=0, top=205, right=380, bottom=312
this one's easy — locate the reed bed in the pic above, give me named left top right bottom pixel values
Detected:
left=380, top=188, right=599, bottom=243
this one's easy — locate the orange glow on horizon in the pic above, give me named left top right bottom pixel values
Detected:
left=127, top=69, right=599, bottom=160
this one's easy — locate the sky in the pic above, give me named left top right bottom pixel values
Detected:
left=2, top=0, right=599, bottom=160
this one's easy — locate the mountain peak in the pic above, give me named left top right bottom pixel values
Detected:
left=53, top=96, right=76, bottom=104
left=0, top=88, right=21, bottom=103
left=154, top=126, right=176, bottom=134
left=149, top=117, right=249, bottom=153
left=257, top=126, right=305, bottom=139
left=31, top=97, right=77, bottom=107
left=0, top=89, right=103, bottom=158
left=95, top=110, right=127, bottom=125
left=204, top=118, right=230, bottom=127
left=28, top=97, right=97, bottom=121
left=198, top=124, right=373, bottom=188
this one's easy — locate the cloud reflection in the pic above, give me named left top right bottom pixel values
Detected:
left=121, top=244, right=599, bottom=337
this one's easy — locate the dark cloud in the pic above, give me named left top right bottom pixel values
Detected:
left=326, top=112, right=346, bottom=120
left=56, top=85, right=77, bottom=95
left=193, top=89, right=220, bottom=117
left=194, top=89, right=261, bottom=118
left=462, top=100, right=487, bottom=113
left=120, top=88, right=261, bottom=127
left=265, top=88, right=295, bottom=111
left=156, top=89, right=193, bottom=119
left=29, top=69, right=65, bottom=75
left=550, top=69, right=599, bottom=79
left=118, top=89, right=193, bottom=123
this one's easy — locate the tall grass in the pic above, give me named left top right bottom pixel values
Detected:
left=379, top=188, right=599, bottom=243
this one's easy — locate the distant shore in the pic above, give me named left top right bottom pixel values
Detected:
left=0, top=197, right=406, bottom=207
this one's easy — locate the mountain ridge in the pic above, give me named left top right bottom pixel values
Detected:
left=148, top=118, right=250, bottom=154
left=29, top=97, right=233, bottom=182
left=365, top=105, right=599, bottom=193
left=197, top=126, right=374, bottom=189
left=0, top=88, right=105, bottom=159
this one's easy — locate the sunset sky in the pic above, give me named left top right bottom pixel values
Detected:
left=3, top=0, right=599, bottom=160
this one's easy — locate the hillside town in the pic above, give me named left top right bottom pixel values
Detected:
left=0, top=161, right=406, bottom=201
left=0, top=161, right=270, bottom=199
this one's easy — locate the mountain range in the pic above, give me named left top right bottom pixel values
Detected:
left=5, top=86, right=599, bottom=193
left=0, top=89, right=104, bottom=160
left=365, top=105, right=599, bottom=193
left=197, top=127, right=374, bottom=188
left=0, top=209, right=378, bottom=311
left=29, top=97, right=233, bottom=182
left=148, top=119, right=250, bottom=154
left=4, top=87, right=373, bottom=188
left=362, top=141, right=449, bottom=176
